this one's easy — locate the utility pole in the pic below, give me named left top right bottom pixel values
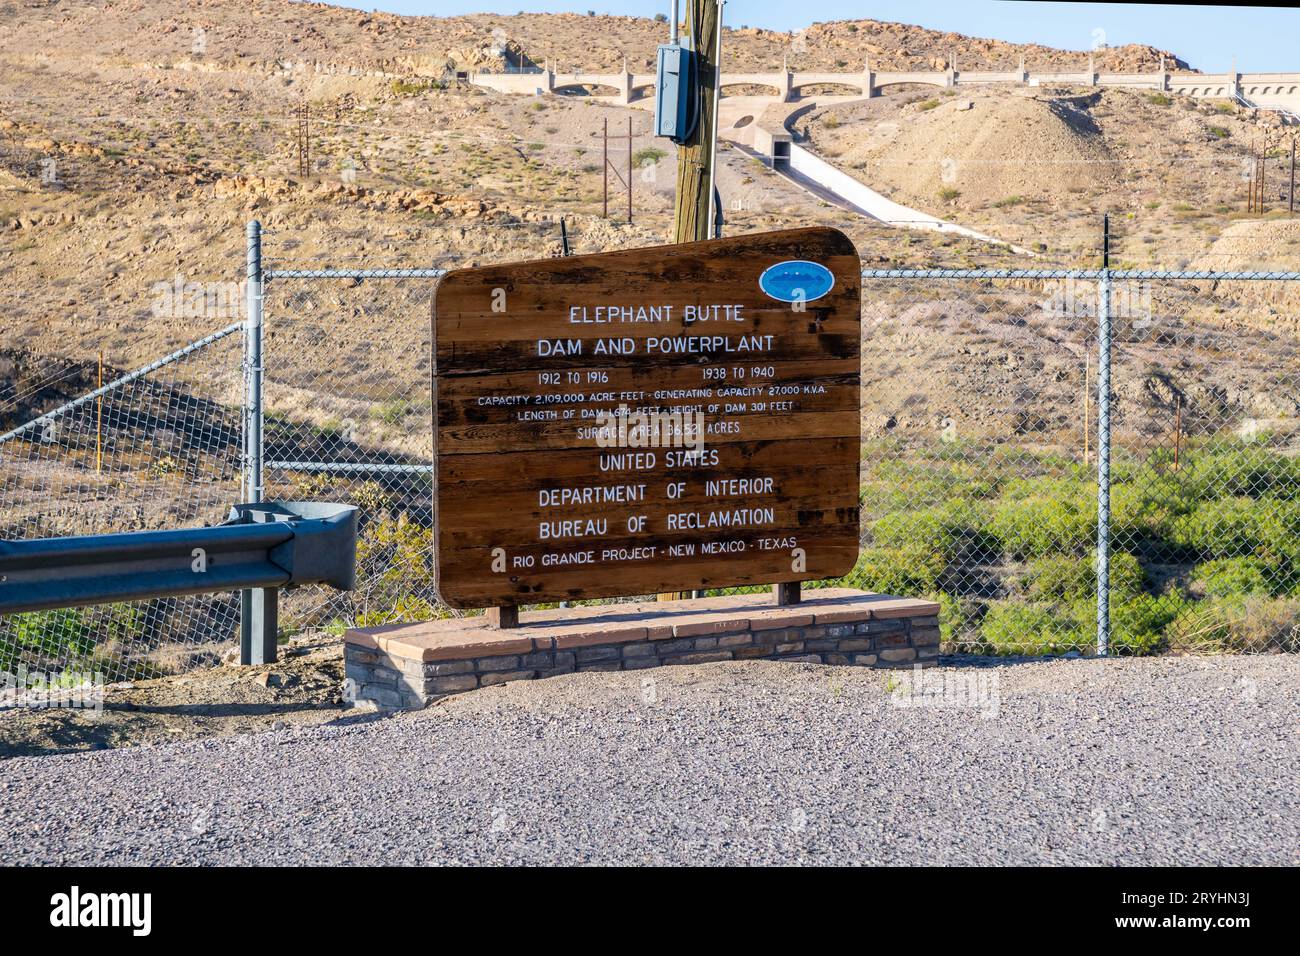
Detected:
left=1248, top=137, right=1266, bottom=214
left=1258, top=138, right=1266, bottom=214
left=1290, top=136, right=1296, bottom=216
left=296, top=98, right=310, bottom=179
left=1247, top=141, right=1254, bottom=213
left=671, top=0, right=722, bottom=243
left=661, top=0, right=722, bottom=603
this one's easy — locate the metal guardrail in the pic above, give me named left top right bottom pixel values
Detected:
left=0, top=501, right=357, bottom=664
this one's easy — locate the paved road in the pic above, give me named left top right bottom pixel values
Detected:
left=1, top=657, right=1296, bottom=865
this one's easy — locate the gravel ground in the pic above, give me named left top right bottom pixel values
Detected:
left=0, top=634, right=349, bottom=759
left=1, top=656, right=1296, bottom=865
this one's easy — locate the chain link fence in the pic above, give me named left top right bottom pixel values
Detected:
left=2, top=243, right=1296, bottom=684
left=1106, top=278, right=1299, bottom=654
left=254, top=255, right=1297, bottom=657
left=849, top=271, right=1298, bottom=655
left=0, top=323, right=245, bottom=682
left=257, top=272, right=443, bottom=635
left=847, top=274, right=1100, bottom=654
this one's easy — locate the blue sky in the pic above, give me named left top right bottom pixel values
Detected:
left=322, top=2, right=1300, bottom=73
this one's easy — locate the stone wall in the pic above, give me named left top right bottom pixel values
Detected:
left=344, top=589, right=940, bottom=710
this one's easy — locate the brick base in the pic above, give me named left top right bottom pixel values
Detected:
left=344, top=588, right=940, bottom=710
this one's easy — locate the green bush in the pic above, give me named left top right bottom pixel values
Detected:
left=1178, top=444, right=1299, bottom=501
left=872, top=502, right=957, bottom=555
left=632, top=147, right=666, bottom=168
left=1105, top=593, right=1185, bottom=655
left=1192, top=557, right=1274, bottom=598
left=12, top=608, right=97, bottom=660
left=1110, top=474, right=1188, bottom=539
left=1024, top=551, right=1143, bottom=602
left=353, top=595, right=444, bottom=628
left=855, top=439, right=1300, bottom=656
left=979, top=591, right=1179, bottom=657
left=1173, top=498, right=1300, bottom=562
left=846, top=546, right=944, bottom=596
left=390, top=78, right=438, bottom=96
left=928, top=590, right=970, bottom=644
left=989, top=484, right=1094, bottom=557
left=353, top=515, right=437, bottom=626
left=980, top=602, right=1087, bottom=655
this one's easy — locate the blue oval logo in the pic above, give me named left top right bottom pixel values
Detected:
left=759, top=259, right=835, bottom=304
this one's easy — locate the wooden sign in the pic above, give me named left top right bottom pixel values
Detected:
left=433, top=227, right=861, bottom=608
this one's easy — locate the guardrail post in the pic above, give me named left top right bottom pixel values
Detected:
left=241, top=586, right=278, bottom=666
left=1096, top=222, right=1112, bottom=658
left=241, top=220, right=275, bottom=664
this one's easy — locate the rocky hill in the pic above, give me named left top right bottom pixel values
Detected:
left=0, top=1, right=1292, bottom=449
left=1, top=1, right=1191, bottom=76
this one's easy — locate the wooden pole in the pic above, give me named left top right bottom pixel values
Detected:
left=1247, top=139, right=1255, bottom=214
left=661, top=0, right=721, bottom=604
left=627, top=114, right=633, bottom=223
left=602, top=117, right=608, bottom=219
left=671, top=0, right=720, bottom=244
left=1249, top=138, right=1260, bottom=214
left=1253, top=143, right=1263, bottom=212
left=486, top=606, right=518, bottom=629
left=1290, top=137, right=1295, bottom=216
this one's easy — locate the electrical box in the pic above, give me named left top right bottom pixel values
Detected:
left=654, top=43, right=696, bottom=143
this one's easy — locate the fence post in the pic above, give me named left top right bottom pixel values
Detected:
left=240, top=220, right=277, bottom=665
left=1096, top=219, right=1112, bottom=658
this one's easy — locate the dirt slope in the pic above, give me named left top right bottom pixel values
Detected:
left=795, top=85, right=1296, bottom=267
left=0, top=2, right=1191, bottom=75
left=837, top=92, right=1118, bottom=209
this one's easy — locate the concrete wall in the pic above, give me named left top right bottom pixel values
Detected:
left=470, top=71, right=551, bottom=96
left=786, top=142, right=888, bottom=216
left=470, top=66, right=1300, bottom=118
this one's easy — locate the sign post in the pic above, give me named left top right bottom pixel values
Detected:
left=432, top=227, right=862, bottom=618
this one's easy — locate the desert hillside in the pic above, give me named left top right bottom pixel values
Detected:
left=0, top=1, right=1294, bottom=443
left=0, top=1, right=1189, bottom=75
left=0, top=2, right=1296, bottom=683
left=794, top=84, right=1296, bottom=267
